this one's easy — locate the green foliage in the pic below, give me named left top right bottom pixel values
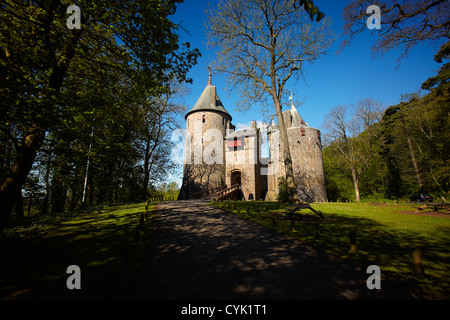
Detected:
left=276, top=177, right=289, bottom=203
left=422, top=41, right=450, bottom=91
left=380, top=83, right=449, bottom=198
left=149, top=181, right=180, bottom=200
left=323, top=148, right=355, bottom=202
left=276, top=177, right=297, bottom=203
left=323, top=51, right=449, bottom=202
left=0, top=0, right=200, bottom=227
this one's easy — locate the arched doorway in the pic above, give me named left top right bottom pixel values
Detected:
left=231, top=170, right=241, bottom=186
left=230, top=170, right=242, bottom=200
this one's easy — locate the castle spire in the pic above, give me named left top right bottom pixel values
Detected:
left=208, top=65, right=212, bottom=87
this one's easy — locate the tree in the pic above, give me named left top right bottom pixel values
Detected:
left=322, top=147, right=355, bottom=202
left=0, top=0, right=200, bottom=232
left=139, top=79, right=189, bottom=200
left=323, top=99, right=383, bottom=202
left=341, top=0, right=450, bottom=65
left=422, top=41, right=450, bottom=92
left=206, top=0, right=334, bottom=202
left=380, top=86, right=449, bottom=198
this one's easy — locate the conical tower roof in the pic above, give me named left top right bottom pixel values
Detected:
left=290, top=103, right=306, bottom=127
left=185, top=69, right=232, bottom=120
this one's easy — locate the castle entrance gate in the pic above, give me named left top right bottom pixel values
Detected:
left=231, top=170, right=241, bottom=186
left=230, top=170, right=242, bottom=200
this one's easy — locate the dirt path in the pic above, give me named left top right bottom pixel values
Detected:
left=138, top=200, right=428, bottom=300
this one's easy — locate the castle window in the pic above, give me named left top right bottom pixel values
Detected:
left=203, top=115, right=206, bottom=123
left=222, top=117, right=225, bottom=125
left=226, top=137, right=242, bottom=149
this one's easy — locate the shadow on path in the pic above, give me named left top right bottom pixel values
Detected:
left=138, top=200, right=428, bottom=300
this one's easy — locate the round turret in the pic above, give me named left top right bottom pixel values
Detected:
left=178, top=71, right=232, bottom=199
left=267, top=103, right=327, bottom=202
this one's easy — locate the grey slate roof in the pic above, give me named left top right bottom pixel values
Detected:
left=226, top=128, right=257, bottom=139
left=185, top=85, right=232, bottom=120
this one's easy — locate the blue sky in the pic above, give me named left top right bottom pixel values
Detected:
left=166, top=0, right=443, bottom=186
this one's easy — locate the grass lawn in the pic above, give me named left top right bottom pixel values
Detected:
left=212, top=200, right=450, bottom=299
left=0, top=202, right=153, bottom=300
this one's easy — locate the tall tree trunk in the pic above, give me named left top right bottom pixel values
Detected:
left=0, top=29, right=80, bottom=232
left=273, top=98, right=299, bottom=203
left=0, top=125, right=45, bottom=232
left=41, top=141, right=52, bottom=215
left=14, top=187, right=24, bottom=219
left=142, top=137, right=151, bottom=200
left=406, top=135, right=423, bottom=188
left=81, top=125, right=94, bottom=206
left=351, top=165, right=361, bottom=202
left=142, top=117, right=163, bottom=201
left=269, top=35, right=298, bottom=203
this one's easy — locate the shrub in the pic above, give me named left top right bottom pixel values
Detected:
left=277, top=177, right=296, bottom=203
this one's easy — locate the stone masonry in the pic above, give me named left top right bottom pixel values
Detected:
left=178, top=71, right=327, bottom=202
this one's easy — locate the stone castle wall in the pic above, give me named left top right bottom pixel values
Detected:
left=178, top=75, right=327, bottom=202
left=224, top=127, right=262, bottom=200
left=267, top=126, right=327, bottom=202
left=178, top=110, right=231, bottom=199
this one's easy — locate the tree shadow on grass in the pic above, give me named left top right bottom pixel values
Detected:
left=215, top=201, right=450, bottom=299
left=0, top=204, right=150, bottom=299
left=263, top=210, right=450, bottom=299
left=138, top=201, right=439, bottom=300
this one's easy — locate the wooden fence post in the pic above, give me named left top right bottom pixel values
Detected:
left=290, top=217, right=296, bottom=232
left=140, top=213, right=145, bottom=231
left=412, top=248, right=425, bottom=278
left=144, top=199, right=149, bottom=220
left=349, top=229, right=357, bottom=253
left=314, top=223, right=320, bottom=239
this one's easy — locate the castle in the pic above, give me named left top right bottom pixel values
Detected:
left=177, top=71, right=327, bottom=202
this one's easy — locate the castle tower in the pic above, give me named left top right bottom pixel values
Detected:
left=178, top=69, right=233, bottom=199
left=266, top=100, right=327, bottom=202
